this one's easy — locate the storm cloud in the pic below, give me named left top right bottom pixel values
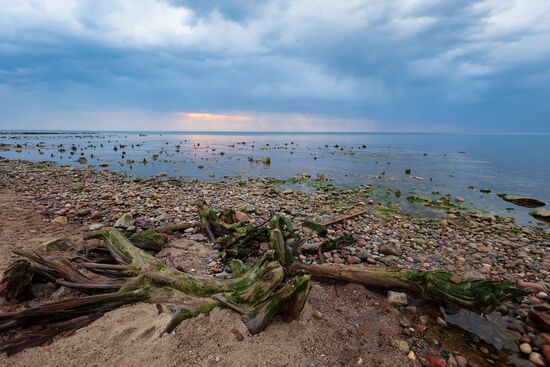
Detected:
left=0, top=0, right=549, bottom=131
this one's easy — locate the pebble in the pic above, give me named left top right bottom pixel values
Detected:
left=312, top=309, right=323, bottom=320
left=387, top=291, right=408, bottom=306
left=40, top=237, right=72, bottom=251
left=529, top=352, right=547, bottom=366
left=427, top=355, right=446, bottom=367
left=114, top=213, right=134, bottom=229
left=393, top=339, right=410, bottom=354
left=520, top=343, right=533, bottom=354
left=379, top=242, right=401, bottom=256
left=461, top=271, right=485, bottom=282
left=51, top=216, right=68, bottom=224
left=89, top=223, right=104, bottom=231
left=454, top=355, right=468, bottom=367
left=90, top=210, right=102, bottom=219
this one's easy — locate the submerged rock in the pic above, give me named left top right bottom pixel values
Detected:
left=530, top=208, right=550, bottom=223
left=502, top=195, right=545, bottom=208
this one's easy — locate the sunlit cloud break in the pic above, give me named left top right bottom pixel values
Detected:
left=178, top=112, right=377, bottom=132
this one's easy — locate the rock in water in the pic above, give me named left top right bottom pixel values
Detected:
left=379, top=241, right=402, bottom=256
left=51, top=216, right=68, bottom=225
left=502, top=195, right=545, bottom=208
left=40, top=237, right=72, bottom=251
left=387, top=291, right=408, bottom=306
left=114, top=213, right=134, bottom=229
left=530, top=209, right=550, bottom=223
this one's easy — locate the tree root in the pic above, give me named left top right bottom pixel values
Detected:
left=0, top=224, right=310, bottom=354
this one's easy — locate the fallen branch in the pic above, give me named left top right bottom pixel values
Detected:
left=292, top=263, right=523, bottom=309
left=157, top=221, right=200, bottom=234
left=320, top=209, right=368, bottom=226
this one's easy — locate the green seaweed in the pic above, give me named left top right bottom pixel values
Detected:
left=319, top=233, right=356, bottom=253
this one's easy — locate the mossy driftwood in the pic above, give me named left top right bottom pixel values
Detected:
left=0, top=226, right=309, bottom=355
left=0, top=204, right=523, bottom=355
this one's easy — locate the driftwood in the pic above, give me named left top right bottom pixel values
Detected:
left=0, top=205, right=523, bottom=355
left=0, top=226, right=309, bottom=355
left=320, top=209, right=368, bottom=226
left=157, top=221, right=200, bottom=234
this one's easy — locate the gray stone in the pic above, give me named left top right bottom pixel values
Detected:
left=379, top=242, right=402, bottom=256
left=387, top=291, right=408, bottom=306
left=51, top=216, right=68, bottom=225
left=114, top=213, right=134, bottom=229
left=461, top=270, right=486, bottom=282
left=188, top=233, right=207, bottom=242
left=299, top=243, right=320, bottom=254
left=40, top=237, right=72, bottom=251
left=89, top=223, right=104, bottom=231
left=356, top=249, right=370, bottom=261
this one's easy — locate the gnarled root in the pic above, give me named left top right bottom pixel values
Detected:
left=0, top=227, right=310, bottom=354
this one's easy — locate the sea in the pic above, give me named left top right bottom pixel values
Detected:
left=1, top=131, right=549, bottom=228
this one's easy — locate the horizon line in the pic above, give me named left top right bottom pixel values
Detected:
left=1, top=129, right=550, bottom=136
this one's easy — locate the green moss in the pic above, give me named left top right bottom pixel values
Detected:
left=510, top=227, right=523, bottom=235
left=387, top=268, right=523, bottom=309
left=129, top=229, right=166, bottom=252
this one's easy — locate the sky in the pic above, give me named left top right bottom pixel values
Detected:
left=0, top=0, right=549, bottom=132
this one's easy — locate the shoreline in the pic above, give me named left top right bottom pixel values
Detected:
left=1, top=157, right=548, bottom=284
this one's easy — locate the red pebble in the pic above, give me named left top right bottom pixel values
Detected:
left=542, top=344, right=550, bottom=365
left=427, top=355, right=447, bottom=367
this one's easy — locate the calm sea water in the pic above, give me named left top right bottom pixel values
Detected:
left=1, top=131, right=549, bottom=227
